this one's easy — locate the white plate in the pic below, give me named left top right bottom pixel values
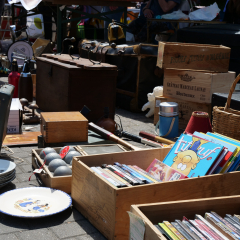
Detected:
left=0, top=187, right=72, bottom=218
left=0, top=160, right=16, bottom=177
left=0, top=170, right=16, bottom=182
left=0, top=175, right=16, bottom=188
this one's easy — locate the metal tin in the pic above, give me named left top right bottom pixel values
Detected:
left=159, top=102, right=178, bottom=117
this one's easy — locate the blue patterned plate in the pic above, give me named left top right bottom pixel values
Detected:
left=0, top=187, right=72, bottom=218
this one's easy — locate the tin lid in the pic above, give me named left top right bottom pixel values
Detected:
left=159, top=102, right=178, bottom=117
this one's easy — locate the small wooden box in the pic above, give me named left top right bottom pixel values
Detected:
left=71, top=148, right=240, bottom=240
left=32, top=144, right=128, bottom=193
left=131, top=195, right=240, bottom=240
left=163, top=69, right=235, bottom=103
left=154, top=95, right=212, bottom=128
left=157, top=42, right=231, bottom=72
left=40, top=112, right=88, bottom=143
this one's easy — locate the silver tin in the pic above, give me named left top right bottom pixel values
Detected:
left=159, top=102, right=178, bottom=117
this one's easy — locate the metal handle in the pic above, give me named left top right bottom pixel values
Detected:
left=68, top=45, right=79, bottom=60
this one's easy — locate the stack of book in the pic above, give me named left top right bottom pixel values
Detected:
left=7, top=98, right=22, bottom=134
left=162, top=132, right=240, bottom=178
left=156, top=212, right=240, bottom=240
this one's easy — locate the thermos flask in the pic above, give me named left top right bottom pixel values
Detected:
left=155, top=102, right=179, bottom=139
left=18, top=60, right=33, bottom=102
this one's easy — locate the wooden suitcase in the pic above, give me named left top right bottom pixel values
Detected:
left=36, top=55, right=118, bottom=123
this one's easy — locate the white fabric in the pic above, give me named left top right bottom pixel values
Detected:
left=8, top=0, right=41, bottom=10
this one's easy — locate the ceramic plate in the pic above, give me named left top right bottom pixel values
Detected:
left=0, top=160, right=16, bottom=177
left=0, top=187, right=72, bottom=218
left=0, top=175, right=16, bottom=188
left=0, top=170, right=16, bottom=182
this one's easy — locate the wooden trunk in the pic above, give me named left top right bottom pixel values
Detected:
left=32, top=144, right=128, bottom=193
left=71, top=148, right=240, bottom=240
left=131, top=195, right=240, bottom=240
left=40, top=112, right=88, bottom=143
left=154, top=95, right=212, bottom=128
left=157, top=42, right=231, bottom=72
left=163, top=69, right=235, bottom=103
left=36, top=56, right=117, bottom=123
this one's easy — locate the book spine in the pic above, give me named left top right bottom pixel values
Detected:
left=176, top=219, right=200, bottom=240
left=172, top=222, right=193, bottom=240
left=183, top=220, right=207, bottom=240
left=131, top=165, right=161, bottom=182
left=189, top=220, right=214, bottom=240
left=163, top=221, right=187, bottom=240
left=159, top=223, right=179, bottom=240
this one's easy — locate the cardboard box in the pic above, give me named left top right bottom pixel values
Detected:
left=32, top=144, right=128, bottom=193
left=163, top=69, right=235, bottom=103
left=131, top=195, right=240, bottom=240
left=154, top=96, right=212, bottom=128
left=40, top=112, right=88, bottom=143
left=157, top=42, right=231, bottom=72
left=71, top=148, right=240, bottom=240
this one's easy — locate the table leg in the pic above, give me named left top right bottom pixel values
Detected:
left=57, top=5, right=62, bottom=53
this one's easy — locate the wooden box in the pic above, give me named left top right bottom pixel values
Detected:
left=32, top=144, right=128, bottom=193
left=154, top=95, right=212, bottom=128
left=36, top=56, right=117, bottom=123
left=163, top=69, right=235, bottom=103
left=131, top=195, right=240, bottom=240
left=40, top=112, right=88, bottom=143
left=157, top=42, right=231, bottom=72
left=71, top=148, right=240, bottom=240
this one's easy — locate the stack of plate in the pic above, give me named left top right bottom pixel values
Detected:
left=0, top=159, right=16, bottom=188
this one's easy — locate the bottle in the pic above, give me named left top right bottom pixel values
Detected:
left=18, top=60, right=33, bottom=102
left=8, top=59, right=20, bottom=98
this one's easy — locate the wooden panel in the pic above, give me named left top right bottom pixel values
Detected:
left=71, top=159, right=117, bottom=240
left=163, top=69, right=234, bottom=103
left=154, top=96, right=212, bottom=127
left=41, top=112, right=87, bottom=122
left=157, top=42, right=231, bottom=72
left=3, top=132, right=40, bottom=146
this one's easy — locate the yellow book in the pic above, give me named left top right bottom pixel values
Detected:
left=159, top=223, right=179, bottom=240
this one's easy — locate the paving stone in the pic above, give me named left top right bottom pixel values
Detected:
left=0, top=213, right=29, bottom=234
left=76, top=220, right=98, bottom=234
left=20, top=146, right=38, bottom=152
left=17, top=229, right=58, bottom=240
left=14, top=180, right=39, bottom=189
left=15, top=166, right=24, bottom=174
left=61, top=207, right=85, bottom=223
left=0, top=233, right=19, bottom=240
left=16, top=173, right=37, bottom=182
left=18, top=164, right=33, bottom=174
left=50, top=222, right=87, bottom=239
left=78, top=232, right=107, bottom=240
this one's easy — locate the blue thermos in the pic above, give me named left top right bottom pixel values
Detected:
left=155, top=102, right=179, bottom=139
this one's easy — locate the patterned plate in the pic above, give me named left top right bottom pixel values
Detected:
left=0, top=187, right=72, bottom=218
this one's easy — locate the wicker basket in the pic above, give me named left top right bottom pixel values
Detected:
left=212, top=74, right=240, bottom=140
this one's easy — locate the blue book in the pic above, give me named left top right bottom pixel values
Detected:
left=162, top=133, right=224, bottom=178
left=207, top=132, right=240, bottom=172
left=193, top=131, right=237, bottom=174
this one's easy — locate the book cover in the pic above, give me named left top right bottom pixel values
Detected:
left=172, top=222, right=193, bottom=240
left=163, top=221, right=187, bottom=240
left=162, top=133, right=224, bottom=178
left=206, top=132, right=240, bottom=173
left=194, top=132, right=237, bottom=174
left=176, top=220, right=200, bottom=240
left=146, top=159, right=187, bottom=182
left=182, top=220, right=207, bottom=240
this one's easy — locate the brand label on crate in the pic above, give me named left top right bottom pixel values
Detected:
left=7, top=125, right=19, bottom=134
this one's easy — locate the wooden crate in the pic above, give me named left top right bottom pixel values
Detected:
left=71, top=148, right=240, bottom=240
left=131, top=195, right=240, bottom=240
left=32, top=144, right=128, bottom=193
left=163, top=69, right=235, bottom=103
left=154, top=95, right=212, bottom=128
left=157, top=42, right=231, bottom=72
left=40, top=112, right=88, bottom=143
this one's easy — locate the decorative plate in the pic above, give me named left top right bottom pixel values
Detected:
left=0, top=187, right=72, bottom=218
left=0, top=160, right=16, bottom=177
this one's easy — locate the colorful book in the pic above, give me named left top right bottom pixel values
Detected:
left=159, top=223, right=179, bottom=240
left=206, top=132, right=240, bottom=173
left=162, top=133, right=224, bottom=178
left=193, top=132, right=237, bottom=174
left=163, top=221, right=187, bottom=240
left=146, top=159, right=187, bottom=182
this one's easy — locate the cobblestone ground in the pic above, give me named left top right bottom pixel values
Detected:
left=0, top=76, right=156, bottom=239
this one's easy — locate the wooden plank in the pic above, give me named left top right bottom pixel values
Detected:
left=163, top=69, right=235, bottom=103
left=154, top=95, right=212, bottom=127
left=157, top=42, right=230, bottom=72
left=72, top=158, right=117, bottom=240
left=3, top=131, right=41, bottom=146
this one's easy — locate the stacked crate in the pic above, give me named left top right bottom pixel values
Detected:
left=154, top=42, right=236, bottom=128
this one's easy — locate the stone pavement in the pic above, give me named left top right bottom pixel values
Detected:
left=0, top=75, right=156, bottom=240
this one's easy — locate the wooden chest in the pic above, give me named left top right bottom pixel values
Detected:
left=40, top=112, right=88, bottom=143
left=131, top=195, right=240, bottom=240
left=163, top=69, right=235, bottom=103
left=157, top=42, right=231, bottom=72
left=154, top=95, right=212, bottom=128
left=36, top=56, right=118, bottom=123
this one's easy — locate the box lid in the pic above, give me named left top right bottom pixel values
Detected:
left=41, top=112, right=88, bottom=122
